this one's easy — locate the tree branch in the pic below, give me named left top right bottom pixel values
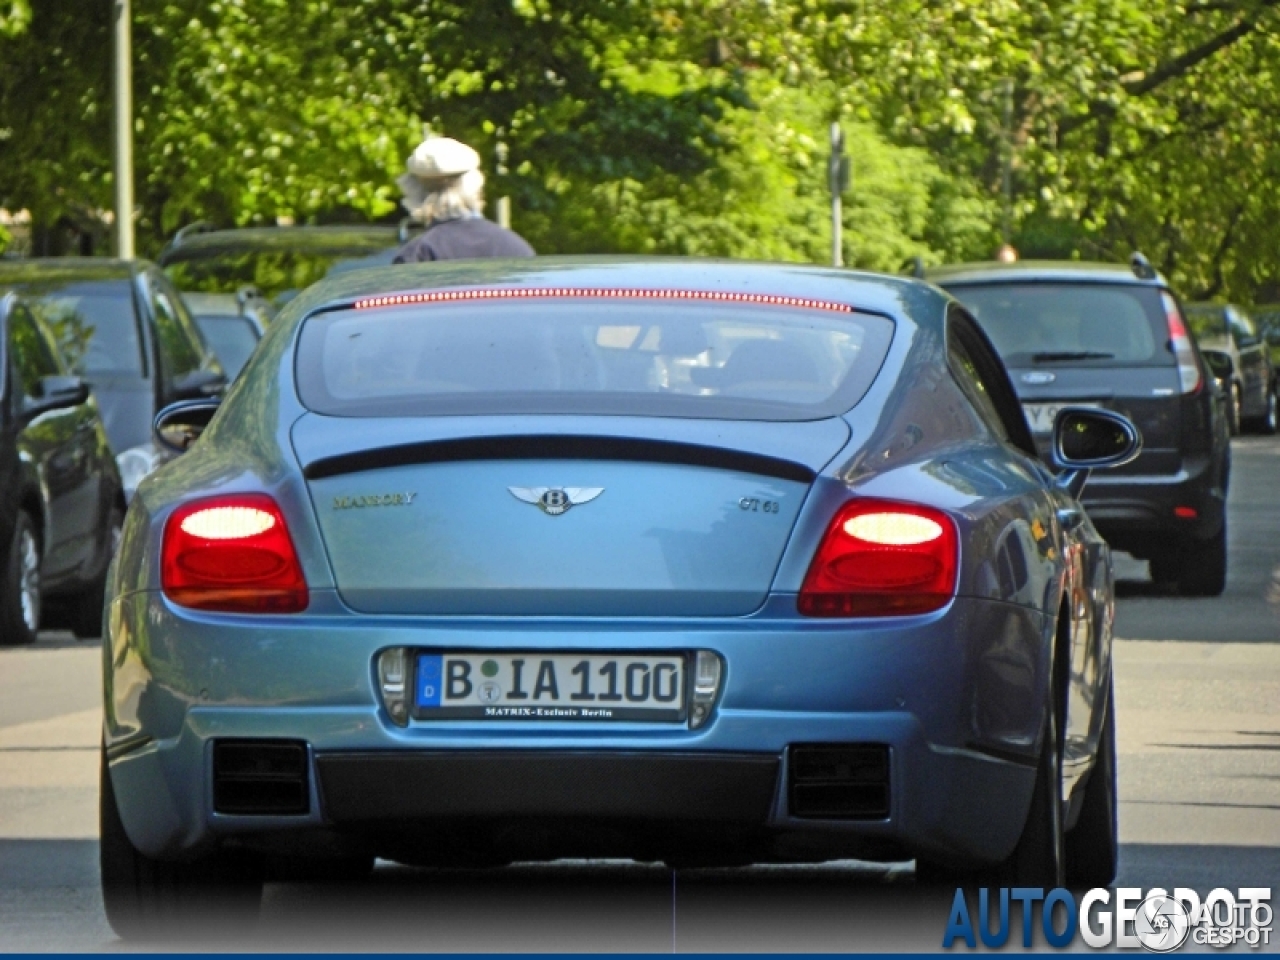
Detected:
left=1059, top=3, right=1278, bottom=136
left=1204, top=198, right=1250, bottom=298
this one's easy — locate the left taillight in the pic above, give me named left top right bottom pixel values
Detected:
left=162, top=494, right=308, bottom=613
left=798, top=498, right=958, bottom=617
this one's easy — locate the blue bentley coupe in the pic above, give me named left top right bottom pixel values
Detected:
left=100, top=258, right=1139, bottom=936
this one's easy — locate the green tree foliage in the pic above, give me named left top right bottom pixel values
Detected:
left=802, top=0, right=1280, bottom=297
left=0, top=4, right=113, bottom=227
left=0, top=1, right=29, bottom=37
left=0, top=1, right=994, bottom=268
left=1, top=1, right=1278, bottom=299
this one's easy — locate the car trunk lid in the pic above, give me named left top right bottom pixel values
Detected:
left=292, top=415, right=850, bottom=616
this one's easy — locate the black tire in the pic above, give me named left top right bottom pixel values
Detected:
left=1249, top=385, right=1278, bottom=436
left=66, top=507, right=124, bottom=640
left=992, top=696, right=1065, bottom=886
left=918, top=628, right=1066, bottom=887
left=0, top=512, right=41, bottom=646
left=1178, top=525, right=1227, bottom=597
left=100, top=744, right=263, bottom=940
left=1148, top=549, right=1181, bottom=588
left=1066, top=676, right=1118, bottom=887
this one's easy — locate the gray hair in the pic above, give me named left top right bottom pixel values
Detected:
left=398, top=168, right=486, bottom=223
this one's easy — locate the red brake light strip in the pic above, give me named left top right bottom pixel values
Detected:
left=352, top=288, right=853, bottom=313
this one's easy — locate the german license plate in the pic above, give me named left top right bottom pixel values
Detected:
left=1022, top=401, right=1100, bottom=435
left=414, top=653, right=686, bottom=722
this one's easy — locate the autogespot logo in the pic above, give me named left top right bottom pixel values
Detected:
left=943, top=887, right=1273, bottom=951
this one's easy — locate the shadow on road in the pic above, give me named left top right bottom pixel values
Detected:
left=3, top=838, right=1278, bottom=952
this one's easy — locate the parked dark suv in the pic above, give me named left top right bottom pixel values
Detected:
left=931, top=258, right=1231, bottom=596
left=0, top=259, right=226, bottom=501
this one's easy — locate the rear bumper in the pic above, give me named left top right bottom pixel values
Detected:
left=108, top=734, right=1034, bottom=868
left=103, top=592, right=1049, bottom=868
left=1080, top=453, right=1227, bottom=550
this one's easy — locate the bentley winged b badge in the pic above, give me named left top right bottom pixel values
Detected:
left=508, top=486, right=604, bottom=516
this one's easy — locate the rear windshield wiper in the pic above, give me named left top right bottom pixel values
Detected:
left=1031, top=351, right=1115, bottom=363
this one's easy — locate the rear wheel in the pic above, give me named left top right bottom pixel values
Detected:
left=1148, top=549, right=1180, bottom=589
left=100, top=744, right=263, bottom=940
left=991, top=694, right=1065, bottom=886
left=917, top=626, right=1065, bottom=887
left=0, top=513, right=41, bottom=646
left=1149, top=526, right=1228, bottom=597
left=1178, top=525, right=1228, bottom=597
left=1066, top=676, right=1118, bottom=887
left=1249, top=384, right=1278, bottom=436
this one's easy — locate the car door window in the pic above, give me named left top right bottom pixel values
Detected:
left=9, top=305, right=62, bottom=401
left=150, top=280, right=203, bottom=387
left=948, top=307, right=1038, bottom=457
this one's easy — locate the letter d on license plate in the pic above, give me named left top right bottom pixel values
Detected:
left=414, top=652, right=686, bottom=723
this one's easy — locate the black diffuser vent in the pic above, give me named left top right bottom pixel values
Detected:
left=213, top=740, right=309, bottom=815
left=789, top=744, right=889, bottom=819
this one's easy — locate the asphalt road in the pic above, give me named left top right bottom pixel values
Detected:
left=1, top=437, right=1277, bottom=952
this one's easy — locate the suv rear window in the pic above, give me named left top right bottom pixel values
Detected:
left=943, top=283, right=1171, bottom=368
left=295, top=295, right=894, bottom=420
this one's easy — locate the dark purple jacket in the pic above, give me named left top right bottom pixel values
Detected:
left=392, top=217, right=535, bottom=263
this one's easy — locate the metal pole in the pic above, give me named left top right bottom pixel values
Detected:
left=1001, top=78, right=1014, bottom=247
left=829, top=123, right=843, bottom=268
left=112, top=0, right=134, bottom=259
left=494, top=135, right=511, bottom=229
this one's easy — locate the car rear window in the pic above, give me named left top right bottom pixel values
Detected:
left=29, top=282, right=144, bottom=376
left=944, top=283, right=1171, bottom=368
left=295, top=294, right=894, bottom=420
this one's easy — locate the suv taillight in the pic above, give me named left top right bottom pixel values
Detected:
left=162, top=494, right=308, bottom=613
left=1163, top=292, right=1202, bottom=394
left=798, top=498, right=958, bottom=617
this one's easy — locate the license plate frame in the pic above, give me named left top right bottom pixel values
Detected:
left=411, top=651, right=689, bottom=723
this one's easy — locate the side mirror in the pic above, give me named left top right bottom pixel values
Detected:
left=1051, top=407, right=1142, bottom=498
left=170, top=368, right=227, bottom=402
left=154, top=398, right=220, bottom=455
left=1201, top=350, right=1233, bottom=380
left=40, top=374, right=89, bottom=403
left=23, top=375, right=89, bottom=417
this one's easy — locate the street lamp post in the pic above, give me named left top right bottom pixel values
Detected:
left=1000, top=77, right=1014, bottom=247
left=112, top=0, right=134, bottom=259
left=828, top=123, right=850, bottom=267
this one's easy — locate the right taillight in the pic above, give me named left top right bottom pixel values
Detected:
left=798, top=498, right=958, bottom=617
left=1163, top=292, right=1202, bottom=394
left=162, top=494, right=308, bottom=613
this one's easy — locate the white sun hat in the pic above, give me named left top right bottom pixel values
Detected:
left=405, top=137, right=480, bottom=180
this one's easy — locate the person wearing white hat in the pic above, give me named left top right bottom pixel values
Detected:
left=392, top=136, right=535, bottom=263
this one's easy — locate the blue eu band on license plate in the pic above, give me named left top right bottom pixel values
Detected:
left=413, top=652, right=686, bottom=723
left=417, top=654, right=443, bottom=707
